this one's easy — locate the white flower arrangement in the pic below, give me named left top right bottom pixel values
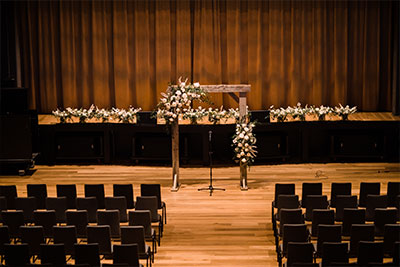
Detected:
left=52, top=105, right=141, bottom=123
left=310, top=105, right=332, bottom=121
left=333, top=104, right=357, bottom=120
left=269, top=103, right=357, bottom=122
left=232, top=121, right=257, bottom=167
left=269, top=105, right=288, bottom=122
left=111, top=106, right=142, bottom=123
left=155, top=77, right=209, bottom=123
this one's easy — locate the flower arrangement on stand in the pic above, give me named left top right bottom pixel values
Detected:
left=232, top=121, right=257, bottom=167
left=52, top=105, right=141, bottom=123
left=333, top=104, right=357, bottom=120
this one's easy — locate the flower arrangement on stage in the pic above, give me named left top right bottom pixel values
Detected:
left=52, top=105, right=141, bottom=123
left=310, top=105, right=332, bottom=121
left=269, top=103, right=357, bottom=122
left=333, top=104, right=357, bottom=120
left=269, top=106, right=288, bottom=122
left=232, top=121, right=257, bottom=167
left=155, top=77, right=209, bottom=123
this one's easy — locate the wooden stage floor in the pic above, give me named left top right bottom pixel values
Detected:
left=1, top=163, right=399, bottom=266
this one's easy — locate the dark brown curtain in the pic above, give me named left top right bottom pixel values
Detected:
left=12, top=0, right=397, bottom=112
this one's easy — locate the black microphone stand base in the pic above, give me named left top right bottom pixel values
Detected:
left=198, top=186, right=225, bottom=196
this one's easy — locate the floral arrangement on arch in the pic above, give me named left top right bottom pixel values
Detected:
left=52, top=104, right=141, bottom=123
left=232, top=121, right=257, bottom=167
left=155, top=77, right=209, bottom=123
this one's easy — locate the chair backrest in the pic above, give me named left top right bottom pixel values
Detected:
left=316, top=224, right=342, bottom=257
left=84, top=184, right=105, bottom=209
left=113, top=244, right=141, bottom=267
left=87, top=225, right=112, bottom=256
left=321, top=242, right=349, bottom=267
left=374, top=208, right=398, bottom=237
left=279, top=208, right=304, bottom=236
left=277, top=195, right=300, bottom=213
left=113, top=184, right=135, bottom=209
left=365, top=194, right=388, bottom=221
left=0, top=185, right=17, bottom=209
left=20, top=225, right=45, bottom=256
left=53, top=225, right=77, bottom=256
left=135, top=196, right=158, bottom=222
left=40, top=243, right=66, bottom=266
left=74, top=243, right=101, bottom=267
left=349, top=224, right=375, bottom=256
left=121, top=226, right=146, bottom=254
left=76, top=197, right=98, bottom=223
left=105, top=196, right=128, bottom=222
left=387, top=182, right=400, bottom=207
left=97, top=210, right=121, bottom=238
left=357, top=241, right=384, bottom=266
left=1, top=210, right=24, bottom=238
left=4, top=243, right=30, bottom=266
left=359, top=182, right=380, bottom=207
left=342, top=208, right=365, bottom=236
left=383, top=224, right=400, bottom=257
left=301, top=183, right=322, bottom=208
left=282, top=224, right=309, bottom=256
left=330, top=182, right=352, bottom=207
left=33, top=210, right=57, bottom=238
left=311, top=209, right=335, bottom=237
left=46, top=197, right=68, bottom=223
left=15, top=197, right=36, bottom=223
left=286, top=242, right=314, bottom=267
left=141, top=184, right=162, bottom=209
left=129, top=210, right=153, bottom=238
left=305, top=195, right=329, bottom=221
left=0, top=226, right=10, bottom=254
left=66, top=210, right=88, bottom=238
left=56, top=184, right=77, bottom=209
left=334, top=195, right=358, bottom=222
left=274, top=183, right=295, bottom=208
left=27, top=184, right=47, bottom=209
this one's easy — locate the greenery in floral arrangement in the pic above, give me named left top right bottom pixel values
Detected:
left=333, top=104, right=357, bottom=120
left=232, top=120, right=257, bottom=167
left=182, top=107, right=207, bottom=124
left=155, top=77, right=210, bottom=123
left=310, top=105, right=332, bottom=121
left=66, top=104, right=96, bottom=123
left=94, top=108, right=112, bottom=123
left=268, top=105, right=288, bottom=122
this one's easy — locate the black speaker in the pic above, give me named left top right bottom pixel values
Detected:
left=0, top=114, right=32, bottom=160
left=0, top=87, right=28, bottom=114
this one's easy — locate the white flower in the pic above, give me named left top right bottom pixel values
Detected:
left=194, top=82, right=200, bottom=88
left=244, top=136, right=249, bottom=140
left=241, top=158, right=247, bottom=163
left=180, top=82, right=185, bottom=87
left=239, top=133, right=244, bottom=139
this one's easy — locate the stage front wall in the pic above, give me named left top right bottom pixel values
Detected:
left=7, top=0, right=399, bottom=112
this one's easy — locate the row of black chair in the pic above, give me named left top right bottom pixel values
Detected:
left=0, top=222, right=153, bottom=267
left=4, top=242, right=144, bottom=267
left=283, top=240, right=400, bottom=267
left=273, top=182, right=400, bottom=209
left=0, top=183, right=166, bottom=224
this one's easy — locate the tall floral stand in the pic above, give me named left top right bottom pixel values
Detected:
left=240, top=162, right=248, bottom=191
left=171, top=121, right=180, bottom=192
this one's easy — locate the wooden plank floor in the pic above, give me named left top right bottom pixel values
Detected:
left=1, top=163, right=399, bottom=266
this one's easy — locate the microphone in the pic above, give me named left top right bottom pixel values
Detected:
left=209, top=130, right=212, bottom=142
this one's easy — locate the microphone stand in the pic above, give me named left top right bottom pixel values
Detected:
left=198, top=130, right=225, bottom=196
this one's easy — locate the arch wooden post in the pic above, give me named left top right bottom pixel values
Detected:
left=171, top=121, right=180, bottom=192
